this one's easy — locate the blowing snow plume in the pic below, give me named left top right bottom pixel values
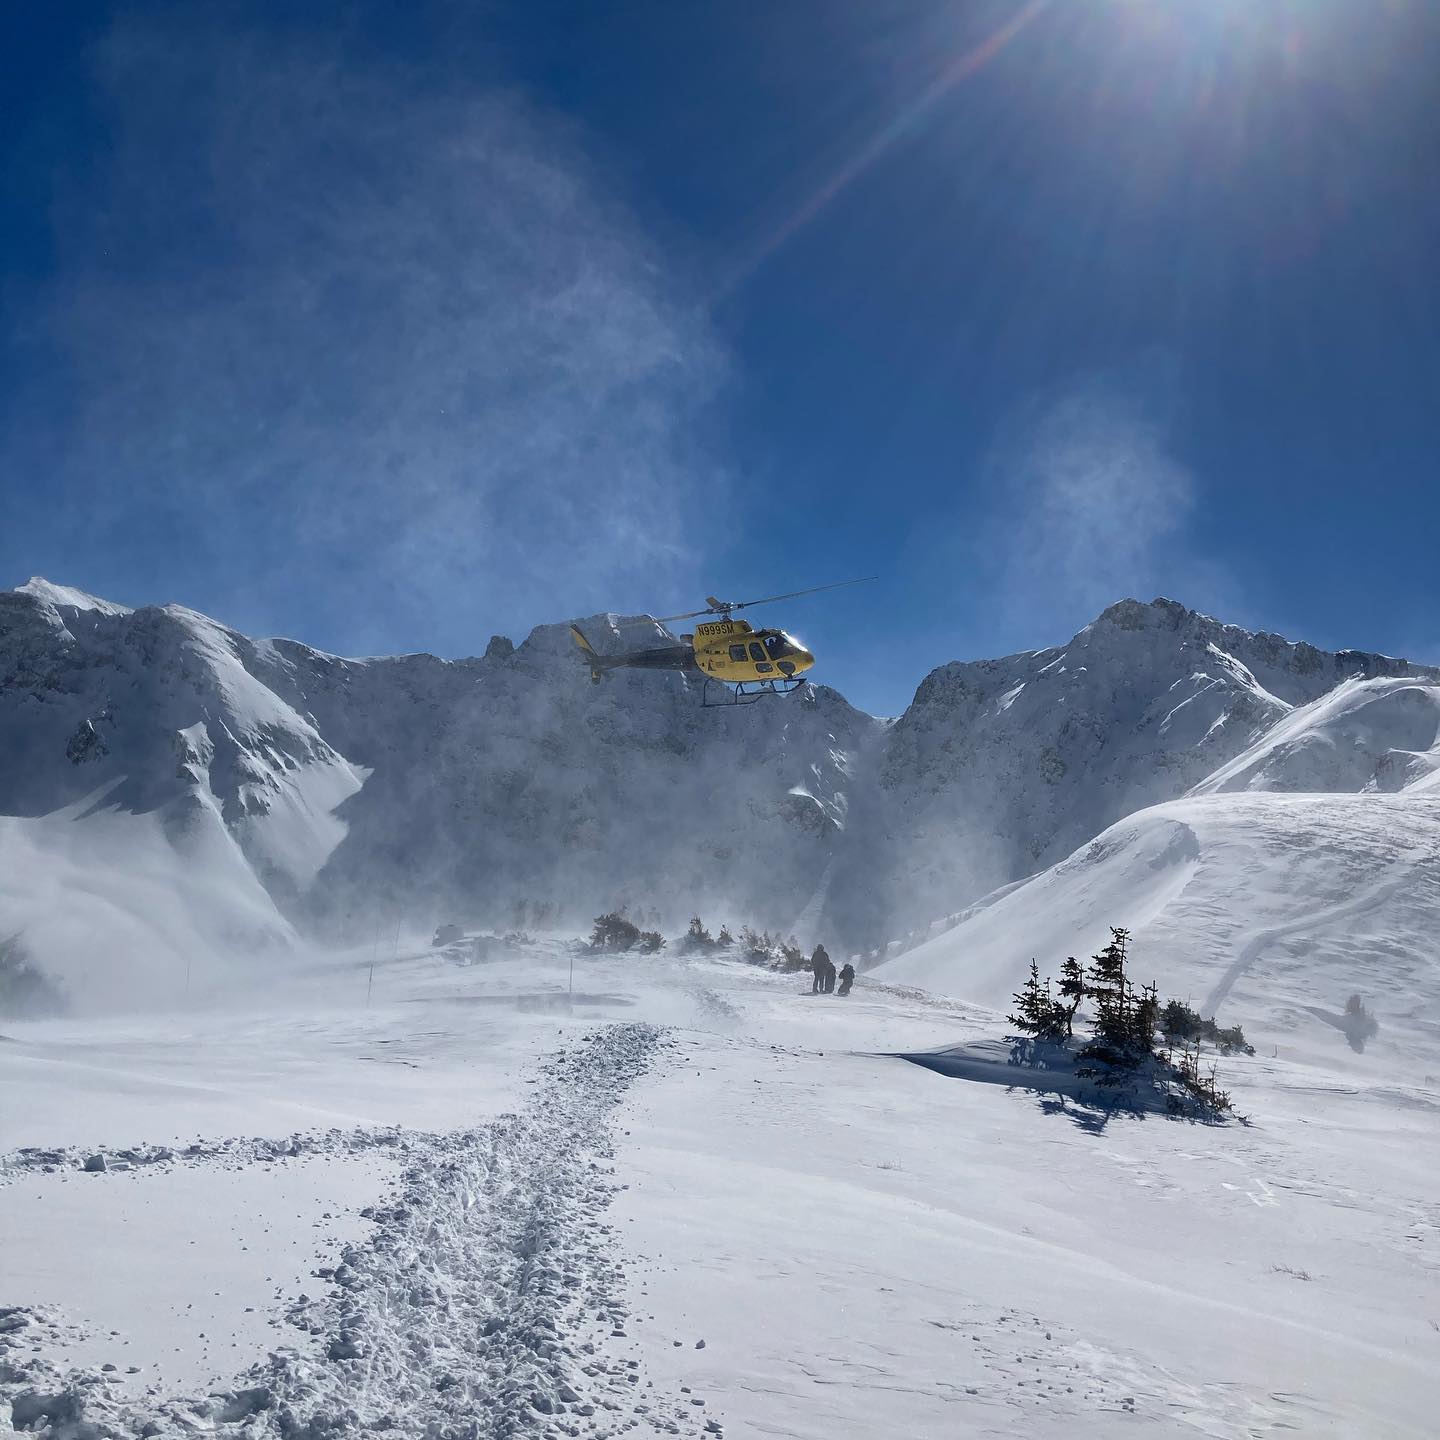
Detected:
left=9, top=15, right=725, bottom=655
left=978, top=372, right=1219, bottom=641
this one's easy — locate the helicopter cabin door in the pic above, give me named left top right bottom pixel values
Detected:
left=694, top=618, right=753, bottom=678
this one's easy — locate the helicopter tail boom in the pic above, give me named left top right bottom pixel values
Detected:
left=570, top=625, right=695, bottom=684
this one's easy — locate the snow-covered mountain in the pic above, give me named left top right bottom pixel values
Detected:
left=833, top=597, right=1437, bottom=942
left=3, top=578, right=1435, bottom=1008
left=1191, top=673, right=1440, bottom=796
left=0, top=580, right=873, bottom=1003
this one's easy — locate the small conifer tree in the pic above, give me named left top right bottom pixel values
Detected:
left=1087, top=927, right=1130, bottom=1028
left=681, top=916, right=715, bottom=952
left=1009, top=960, right=1047, bottom=1034
left=1009, top=960, right=1068, bottom=1050
left=1056, top=956, right=1086, bottom=1037
left=590, top=912, right=641, bottom=952
left=1131, top=980, right=1160, bottom=1056
left=1161, top=998, right=1201, bottom=1041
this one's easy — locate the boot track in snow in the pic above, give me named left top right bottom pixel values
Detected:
left=2, top=1023, right=711, bottom=1440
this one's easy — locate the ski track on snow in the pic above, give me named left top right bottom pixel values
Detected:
left=1202, top=872, right=1411, bottom=1017
left=1, top=1023, right=719, bottom=1440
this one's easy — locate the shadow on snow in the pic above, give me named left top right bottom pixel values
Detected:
left=890, top=1037, right=1233, bottom=1133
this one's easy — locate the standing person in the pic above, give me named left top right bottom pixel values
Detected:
left=823, top=955, right=837, bottom=994
left=837, top=962, right=855, bottom=996
left=810, top=942, right=830, bottom=995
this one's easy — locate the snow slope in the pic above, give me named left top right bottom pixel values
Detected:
left=0, top=582, right=362, bottom=1003
left=1191, top=674, right=1440, bottom=796
left=879, top=788, right=1440, bottom=1075
left=3, top=944, right=1436, bottom=1438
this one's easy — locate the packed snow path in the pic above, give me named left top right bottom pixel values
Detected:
left=2, top=1023, right=713, bottom=1440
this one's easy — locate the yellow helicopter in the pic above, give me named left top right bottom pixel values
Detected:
left=570, top=578, right=875, bottom=707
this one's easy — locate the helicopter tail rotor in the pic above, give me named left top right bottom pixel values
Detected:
left=569, top=625, right=606, bottom=684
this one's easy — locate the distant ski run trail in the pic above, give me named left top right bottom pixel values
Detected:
left=3, top=1023, right=703, bottom=1440
left=1202, top=872, right=1410, bottom=1016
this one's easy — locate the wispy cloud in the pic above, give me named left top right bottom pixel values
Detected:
left=975, top=371, right=1234, bottom=643
left=15, top=17, right=725, bottom=650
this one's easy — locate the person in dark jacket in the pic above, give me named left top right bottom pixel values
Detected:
left=811, top=943, right=830, bottom=994
left=823, top=957, right=837, bottom=994
left=837, top=962, right=855, bottom=996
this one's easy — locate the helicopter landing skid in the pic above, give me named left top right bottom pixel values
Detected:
left=701, top=676, right=807, bottom=708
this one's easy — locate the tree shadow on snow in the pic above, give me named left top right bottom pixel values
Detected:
left=1302, top=1002, right=1380, bottom=1054
left=895, top=1039, right=1234, bottom=1132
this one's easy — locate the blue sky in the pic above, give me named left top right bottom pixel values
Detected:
left=3, top=1, right=1437, bottom=716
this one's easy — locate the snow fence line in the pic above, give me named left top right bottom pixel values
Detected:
left=2, top=1022, right=723, bottom=1440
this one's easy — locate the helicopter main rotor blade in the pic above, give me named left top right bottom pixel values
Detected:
left=654, top=606, right=719, bottom=622
left=654, top=575, right=877, bottom=623
left=727, top=576, right=879, bottom=612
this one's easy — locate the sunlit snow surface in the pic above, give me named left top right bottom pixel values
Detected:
left=3, top=942, right=1437, bottom=1439
left=881, top=788, right=1440, bottom=1071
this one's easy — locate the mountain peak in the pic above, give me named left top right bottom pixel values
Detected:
left=1086, top=594, right=1431, bottom=683
left=1093, top=596, right=1195, bottom=632
left=12, top=576, right=134, bottom=617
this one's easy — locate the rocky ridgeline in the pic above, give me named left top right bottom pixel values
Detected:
left=3, top=578, right=1435, bottom=971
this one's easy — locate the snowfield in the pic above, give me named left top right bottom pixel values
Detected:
left=3, top=580, right=1439, bottom=1436
left=3, top=942, right=1437, bottom=1439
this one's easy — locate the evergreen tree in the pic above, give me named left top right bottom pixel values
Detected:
left=1161, top=998, right=1201, bottom=1041
left=1087, top=928, right=1131, bottom=1029
left=681, top=915, right=715, bottom=953
left=1009, top=960, right=1067, bottom=1045
left=777, top=936, right=805, bottom=970
left=1079, top=928, right=1154, bottom=1081
left=589, top=912, right=641, bottom=952
left=738, top=926, right=771, bottom=963
left=1009, top=960, right=1048, bottom=1035
left=1131, top=980, right=1160, bottom=1056
left=1212, top=1022, right=1253, bottom=1055
left=1057, top=956, right=1086, bottom=1037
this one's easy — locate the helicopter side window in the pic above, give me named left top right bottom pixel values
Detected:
left=748, top=642, right=766, bottom=663
left=764, top=634, right=785, bottom=657
left=729, top=644, right=748, bottom=662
